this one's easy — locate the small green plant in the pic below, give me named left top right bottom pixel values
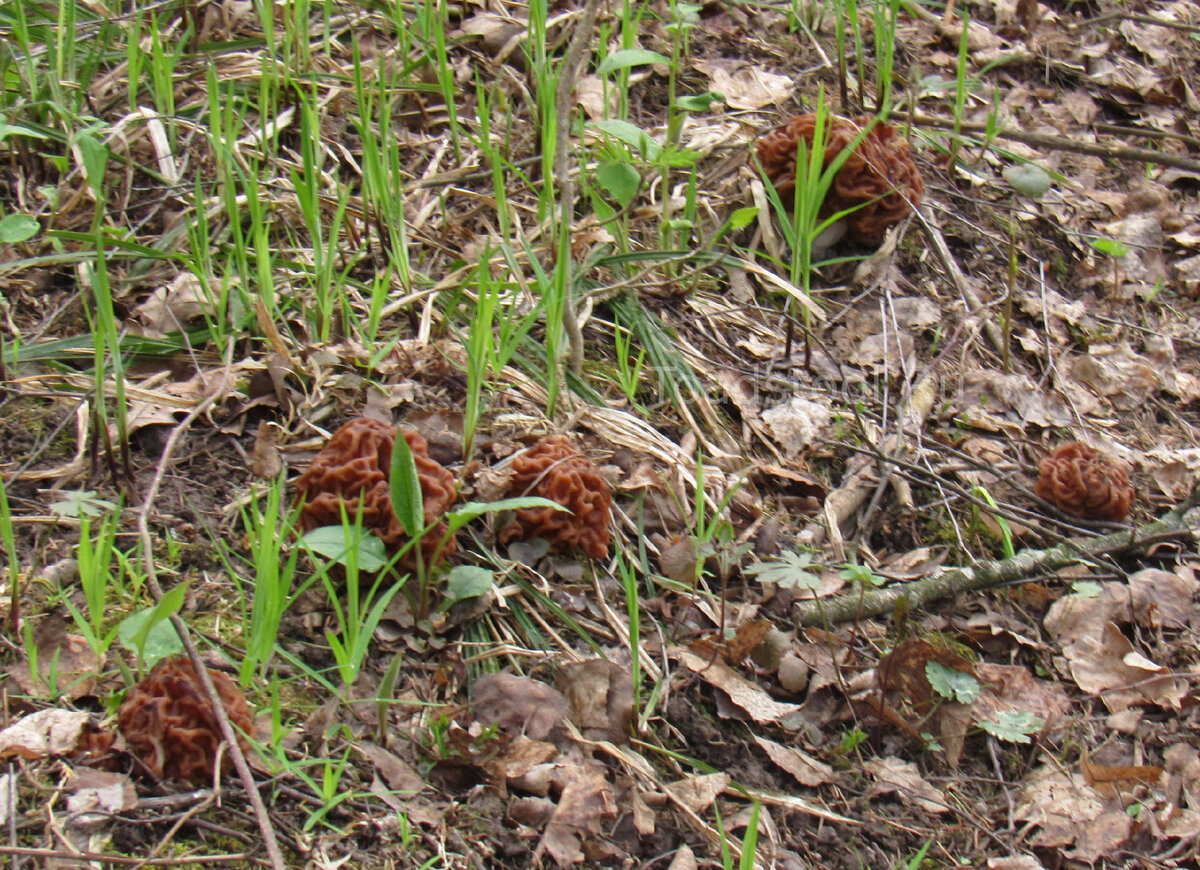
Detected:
left=115, top=589, right=186, bottom=672
left=840, top=727, right=868, bottom=753
left=63, top=511, right=123, bottom=658
left=744, top=549, right=823, bottom=592
left=620, top=552, right=642, bottom=716
left=611, top=317, right=647, bottom=411
left=386, top=430, right=566, bottom=621
left=756, top=91, right=877, bottom=327
left=840, top=561, right=885, bottom=589
left=227, top=475, right=318, bottom=686
left=460, top=249, right=539, bottom=460
left=303, top=507, right=409, bottom=692
left=978, top=709, right=1043, bottom=743
left=897, top=838, right=933, bottom=870
left=290, top=747, right=360, bottom=832
left=48, top=489, right=119, bottom=519
left=925, top=661, right=980, bottom=705
left=970, top=485, right=1015, bottom=559
left=0, top=477, right=19, bottom=597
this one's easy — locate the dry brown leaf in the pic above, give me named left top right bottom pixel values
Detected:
left=665, top=772, right=729, bottom=814
left=132, top=272, right=214, bottom=336
left=666, top=843, right=698, bottom=870
left=1069, top=344, right=1162, bottom=409
left=760, top=397, right=832, bottom=458
left=972, top=663, right=1071, bottom=739
left=753, top=735, right=834, bottom=787
left=674, top=649, right=802, bottom=725
left=987, top=858, right=1046, bottom=870
left=1127, top=565, right=1199, bottom=630
left=250, top=420, right=283, bottom=478
left=1016, top=765, right=1105, bottom=849
left=66, top=767, right=137, bottom=820
left=489, top=735, right=559, bottom=782
left=558, top=659, right=633, bottom=744
left=954, top=371, right=1076, bottom=431
left=473, top=673, right=568, bottom=741
left=692, top=59, right=792, bottom=110
left=1063, top=622, right=1187, bottom=712
left=1080, top=753, right=1163, bottom=799
left=863, top=757, right=949, bottom=813
left=0, top=709, right=90, bottom=759
left=357, top=742, right=427, bottom=795
left=534, top=761, right=616, bottom=867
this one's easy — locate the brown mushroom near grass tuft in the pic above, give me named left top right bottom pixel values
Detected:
left=1034, top=442, right=1134, bottom=523
left=117, top=655, right=253, bottom=783
left=755, top=113, right=924, bottom=245
left=295, top=418, right=458, bottom=567
left=499, top=435, right=612, bottom=559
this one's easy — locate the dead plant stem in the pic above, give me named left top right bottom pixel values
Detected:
left=554, top=0, right=604, bottom=378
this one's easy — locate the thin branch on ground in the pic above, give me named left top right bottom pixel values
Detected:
left=900, top=111, right=1200, bottom=174
left=792, top=485, right=1200, bottom=625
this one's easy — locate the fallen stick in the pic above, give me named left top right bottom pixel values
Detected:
left=791, top=484, right=1200, bottom=625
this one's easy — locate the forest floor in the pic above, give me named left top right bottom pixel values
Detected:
left=3, top=0, right=1200, bottom=868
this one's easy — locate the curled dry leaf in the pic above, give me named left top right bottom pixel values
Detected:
left=755, top=114, right=924, bottom=244
left=295, top=417, right=457, bottom=566
left=117, top=655, right=254, bottom=783
left=472, top=673, right=568, bottom=741
left=534, top=761, right=617, bottom=867
left=499, top=435, right=612, bottom=559
left=1060, top=622, right=1187, bottom=713
left=0, top=709, right=91, bottom=759
left=1034, top=442, right=1133, bottom=522
left=863, top=756, right=949, bottom=814
left=557, top=659, right=634, bottom=744
left=674, top=649, right=802, bottom=726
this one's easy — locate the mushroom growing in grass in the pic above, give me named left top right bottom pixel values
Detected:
left=755, top=113, right=924, bottom=245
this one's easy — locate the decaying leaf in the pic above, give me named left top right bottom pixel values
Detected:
left=533, top=761, right=617, bottom=867
left=558, top=659, right=634, bottom=744
left=971, top=664, right=1069, bottom=741
left=665, top=772, right=729, bottom=814
left=753, top=735, right=834, bottom=787
left=66, top=767, right=138, bottom=826
left=692, top=59, right=792, bottom=110
left=473, top=673, right=568, bottom=741
left=357, top=741, right=427, bottom=795
left=863, top=757, right=948, bottom=814
left=674, top=649, right=802, bottom=726
left=1059, top=622, right=1187, bottom=712
left=0, top=709, right=91, bottom=759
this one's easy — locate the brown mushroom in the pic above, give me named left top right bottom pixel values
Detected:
left=755, top=113, right=924, bottom=244
left=498, top=435, right=612, bottom=559
left=295, top=418, right=457, bottom=566
left=117, top=655, right=253, bottom=783
left=1034, top=442, right=1133, bottom=523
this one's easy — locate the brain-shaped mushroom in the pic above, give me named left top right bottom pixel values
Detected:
left=116, top=655, right=253, bottom=783
left=498, top=435, right=612, bottom=559
left=755, top=114, right=924, bottom=244
left=295, top=418, right=457, bottom=566
left=1034, top=442, right=1133, bottom=523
